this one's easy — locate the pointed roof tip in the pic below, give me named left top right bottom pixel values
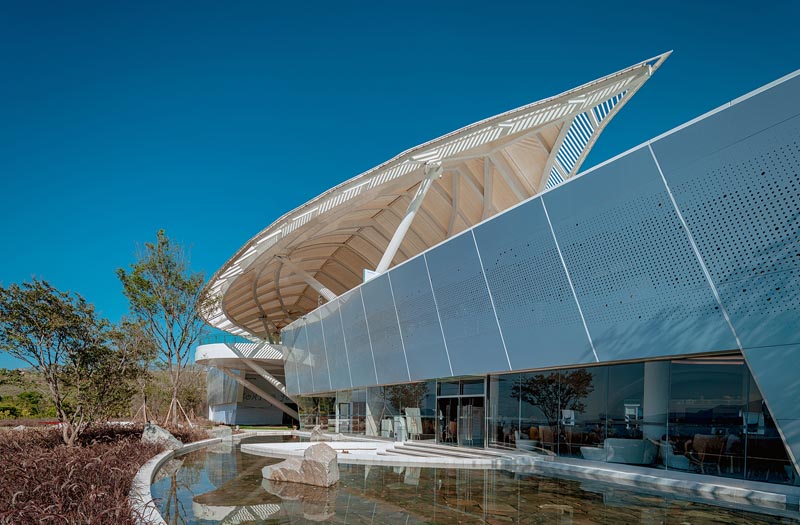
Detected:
left=646, top=51, right=672, bottom=72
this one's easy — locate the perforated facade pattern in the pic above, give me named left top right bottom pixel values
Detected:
left=388, top=257, right=452, bottom=380
left=361, top=274, right=410, bottom=384
left=319, top=302, right=352, bottom=390
left=279, top=71, right=800, bottom=468
left=473, top=197, right=595, bottom=369
left=338, top=289, right=378, bottom=387
left=655, top=115, right=800, bottom=348
left=424, top=234, right=510, bottom=375
left=304, top=314, right=331, bottom=393
left=543, top=146, right=738, bottom=362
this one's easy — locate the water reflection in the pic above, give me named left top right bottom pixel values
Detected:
left=151, top=438, right=800, bottom=524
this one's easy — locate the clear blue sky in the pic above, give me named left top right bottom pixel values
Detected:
left=1, top=1, right=798, bottom=369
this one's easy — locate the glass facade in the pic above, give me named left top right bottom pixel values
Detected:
left=302, top=353, right=796, bottom=485
left=486, top=354, right=796, bottom=484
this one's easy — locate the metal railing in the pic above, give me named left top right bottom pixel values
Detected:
left=199, top=333, right=254, bottom=345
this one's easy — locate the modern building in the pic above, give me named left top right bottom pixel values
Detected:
left=197, top=52, right=800, bottom=488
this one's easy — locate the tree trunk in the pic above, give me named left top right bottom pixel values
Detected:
left=171, top=386, right=179, bottom=427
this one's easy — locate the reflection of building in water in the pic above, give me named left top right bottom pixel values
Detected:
left=198, top=56, right=800, bottom=492
left=154, top=444, right=798, bottom=524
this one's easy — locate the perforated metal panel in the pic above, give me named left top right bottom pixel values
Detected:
left=320, top=301, right=352, bottom=390
left=294, top=323, right=315, bottom=394
left=654, top=113, right=800, bottom=348
left=304, top=312, right=331, bottom=393
left=280, top=326, right=302, bottom=396
left=361, top=273, right=410, bottom=384
left=473, top=197, right=595, bottom=369
left=649, top=76, right=800, bottom=177
left=339, top=288, right=379, bottom=386
left=743, top=345, right=800, bottom=420
left=543, top=146, right=738, bottom=361
left=388, top=256, right=453, bottom=381
left=424, top=232, right=510, bottom=375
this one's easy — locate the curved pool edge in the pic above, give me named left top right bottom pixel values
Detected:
left=130, top=437, right=223, bottom=525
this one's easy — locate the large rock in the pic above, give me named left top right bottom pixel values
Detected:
left=262, top=443, right=339, bottom=487
left=142, top=423, right=183, bottom=450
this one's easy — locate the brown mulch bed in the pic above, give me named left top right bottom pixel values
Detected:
left=0, top=423, right=209, bottom=525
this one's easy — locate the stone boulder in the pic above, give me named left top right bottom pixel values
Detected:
left=142, top=422, right=183, bottom=450
left=262, top=443, right=339, bottom=487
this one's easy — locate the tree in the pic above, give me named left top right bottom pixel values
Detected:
left=511, top=369, right=595, bottom=428
left=111, top=317, right=158, bottom=422
left=117, top=230, right=212, bottom=426
left=0, top=279, right=142, bottom=445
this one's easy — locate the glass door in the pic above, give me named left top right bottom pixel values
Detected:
left=437, top=397, right=459, bottom=444
left=458, top=396, right=485, bottom=447
left=437, top=395, right=485, bottom=447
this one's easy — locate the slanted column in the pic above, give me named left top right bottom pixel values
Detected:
left=373, top=161, right=443, bottom=276
left=277, top=255, right=337, bottom=301
left=220, top=368, right=299, bottom=421
left=224, top=343, right=293, bottom=399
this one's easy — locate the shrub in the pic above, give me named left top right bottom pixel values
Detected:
left=0, top=423, right=208, bottom=525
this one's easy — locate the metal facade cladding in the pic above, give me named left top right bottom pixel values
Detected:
left=282, top=71, right=800, bottom=469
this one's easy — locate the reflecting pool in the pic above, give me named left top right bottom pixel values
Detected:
left=151, top=437, right=800, bottom=524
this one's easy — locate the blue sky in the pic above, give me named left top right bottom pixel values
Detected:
left=1, top=1, right=799, bottom=369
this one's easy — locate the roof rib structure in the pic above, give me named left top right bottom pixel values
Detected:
left=205, top=52, right=671, bottom=341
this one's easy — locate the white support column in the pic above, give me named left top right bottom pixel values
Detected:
left=643, top=361, right=670, bottom=441
left=277, top=255, right=337, bottom=301
left=537, top=116, right=575, bottom=193
left=224, top=343, right=294, bottom=400
left=220, top=367, right=299, bottom=421
left=373, top=161, right=442, bottom=276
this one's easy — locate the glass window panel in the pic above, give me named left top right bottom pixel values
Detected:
left=351, top=388, right=367, bottom=435
left=488, top=374, right=519, bottom=449
left=517, top=371, right=560, bottom=454
left=744, top=371, right=794, bottom=483
left=668, top=358, right=746, bottom=479
left=461, top=378, right=485, bottom=396
left=438, top=380, right=459, bottom=397
left=560, top=367, right=608, bottom=459
left=607, top=363, right=645, bottom=441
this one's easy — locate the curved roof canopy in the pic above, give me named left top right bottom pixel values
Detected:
left=206, top=53, right=670, bottom=341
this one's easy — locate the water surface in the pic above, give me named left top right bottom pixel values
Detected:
left=151, top=436, right=800, bottom=524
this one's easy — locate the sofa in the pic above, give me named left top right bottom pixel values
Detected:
left=580, top=438, right=657, bottom=465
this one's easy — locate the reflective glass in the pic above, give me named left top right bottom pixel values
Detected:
left=607, top=363, right=645, bottom=441
left=744, top=371, right=794, bottom=483
left=560, top=367, right=607, bottom=459
left=488, top=374, right=518, bottom=449
left=518, top=371, right=560, bottom=454
left=668, top=358, right=745, bottom=479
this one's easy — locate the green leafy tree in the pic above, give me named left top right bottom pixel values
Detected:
left=117, top=230, right=213, bottom=426
left=0, top=279, right=142, bottom=444
left=112, top=317, right=158, bottom=422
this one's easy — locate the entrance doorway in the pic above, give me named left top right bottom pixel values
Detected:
left=437, top=378, right=486, bottom=448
